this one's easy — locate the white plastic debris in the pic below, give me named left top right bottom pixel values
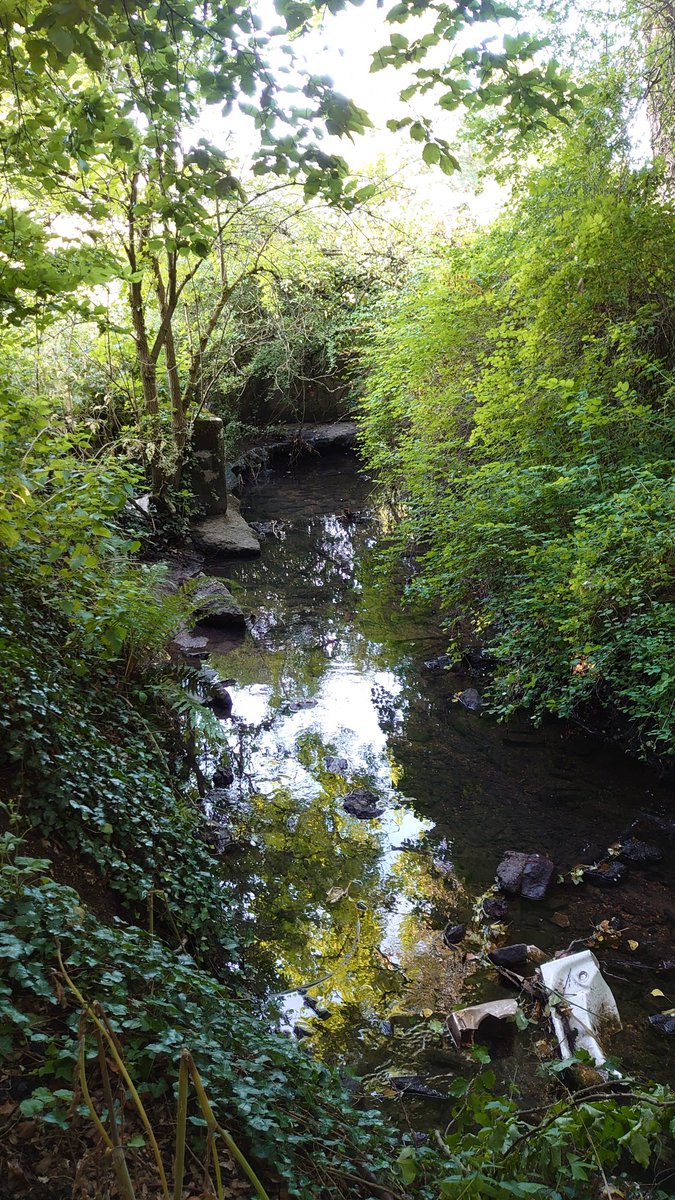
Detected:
left=447, top=998, right=519, bottom=1048
left=539, top=950, right=621, bottom=1067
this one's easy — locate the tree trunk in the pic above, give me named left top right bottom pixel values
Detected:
left=643, top=1, right=675, bottom=180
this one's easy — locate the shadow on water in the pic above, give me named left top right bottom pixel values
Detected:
left=202, top=452, right=675, bottom=1107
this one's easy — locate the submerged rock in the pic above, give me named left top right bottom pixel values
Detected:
left=583, top=861, right=628, bottom=887
left=482, top=896, right=509, bottom=921
left=496, top=850, right=555, bottom=900
left=457, top=687, right=483, bottom=711
left=342, top=789, right=384, bottom=819
left=204, top=682, right=233, bottom=718
left=324, top=755, right=350, bottom=775
left=649, top=1013, right=675, bottom=1036
left=389, top=1075, right=448, bottom=1100
left=443, top=923, right=466, bottom=946
left=618, top=838, right=663, bottom=865
left=213, top=764, right=235, bottom=788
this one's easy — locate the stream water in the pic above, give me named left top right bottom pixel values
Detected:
left=200, top=452, right=674, bottom=1108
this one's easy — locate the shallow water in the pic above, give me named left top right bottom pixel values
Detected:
left=203, top=453, right=675, bottom=1102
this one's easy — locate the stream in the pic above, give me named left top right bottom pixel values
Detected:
left=199, top=452, right=674, bottom=1110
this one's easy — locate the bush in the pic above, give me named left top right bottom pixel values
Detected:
left=360, top=102, right=675, bottom=756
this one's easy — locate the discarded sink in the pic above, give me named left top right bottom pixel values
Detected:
left=539, top=950, right=621, bottom=1067
left=447, top=998, right=519, bottom=1049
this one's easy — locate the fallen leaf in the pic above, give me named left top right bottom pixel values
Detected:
left=651, top=989, right=665, bottom=998
left=551, top=912, right=570, bottom=929
left=627, top=939, right=639, bottom=951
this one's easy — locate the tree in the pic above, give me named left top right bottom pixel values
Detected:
left=0, top=0, right=580, bottom=499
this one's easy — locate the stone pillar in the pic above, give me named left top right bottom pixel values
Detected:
left=188, top=414, right=228, bottom=515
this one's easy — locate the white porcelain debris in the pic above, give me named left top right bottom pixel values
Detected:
left=539, top=950, right=621, bottom=1067
left=447, top=998, right=519, bottom=1048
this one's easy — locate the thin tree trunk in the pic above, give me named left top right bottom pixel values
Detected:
left=127, top=174, right=164, bottom=495
left=643, top=1, right=675, bottom=180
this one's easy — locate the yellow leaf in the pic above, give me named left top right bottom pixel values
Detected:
left=651, top=989, right=665, bottom=998
left=627, top=939, right=639, bottom=950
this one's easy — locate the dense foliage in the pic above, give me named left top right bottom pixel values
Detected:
left=360, top=101, right=675, bottom=756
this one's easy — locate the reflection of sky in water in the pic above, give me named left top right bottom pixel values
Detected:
left=219, top=652, right=433, bottom=1024
left=202, top=456, right=675, bottom=1085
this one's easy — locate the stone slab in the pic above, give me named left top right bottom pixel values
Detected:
left=192, top=508, right=261, bottom=557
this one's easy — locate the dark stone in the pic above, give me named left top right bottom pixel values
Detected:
left=632, top=814, right=675, bottom=839
left=649, top=1013, right=675, bottom=1036
left=188, top=414, right=228, bottom=516
left=205, top=682, right=233, bottom=718
left=390, top=1075, right=447, bottom=1100
left=304, top=996, right=331, bottom=1020
left=521, top=855, right=556, bottom=900
left=287, top=698, right=318, bottom=711
left=432, top=839, right=454, bottom=879
left=496, top=850, right=555, bottom=900
left=457, top=687, right=483, bottom=711
left=343, top=789, right=384, bottom=819
left=483, top=897, right=509, bottom=921
left=583, top=861, right=629, bottom=887
left=443, top=923, right=466, bottom=947
left=204, top=821, right=237, bottom=854
left=192, top=576, right=246, bottom=630
left=423, top=654, right=458, bottom=671
left=488, top=944, right=529, bottom=969
left=213, top=764, right=234, bottom=788
left=618, top=838, right=663, bottom=865
left=324, top=755, right=350, bottom=775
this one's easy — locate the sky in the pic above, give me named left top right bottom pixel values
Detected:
left=198, top=0, right=509, bottom=226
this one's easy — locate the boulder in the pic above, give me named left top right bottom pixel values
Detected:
left=496, top=850, right=555, bottom=900
left=457, top=687, right=483, bottom=711
left=343, top=789, right=384, bottom=819
left=192, top=576, right=246, bottom=629
left=192, top=508, right=261, bottom=557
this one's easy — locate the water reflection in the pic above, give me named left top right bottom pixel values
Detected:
left=204, top=454, right=675, bottom=1088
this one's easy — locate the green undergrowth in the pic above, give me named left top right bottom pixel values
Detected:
left=2, top=840, right=674, bottom=1199
left=360, top=95, right=675, bottom=758
left=0, top=841, right=403, bottom=1198
left=0, top=565, right=241, bottom=965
